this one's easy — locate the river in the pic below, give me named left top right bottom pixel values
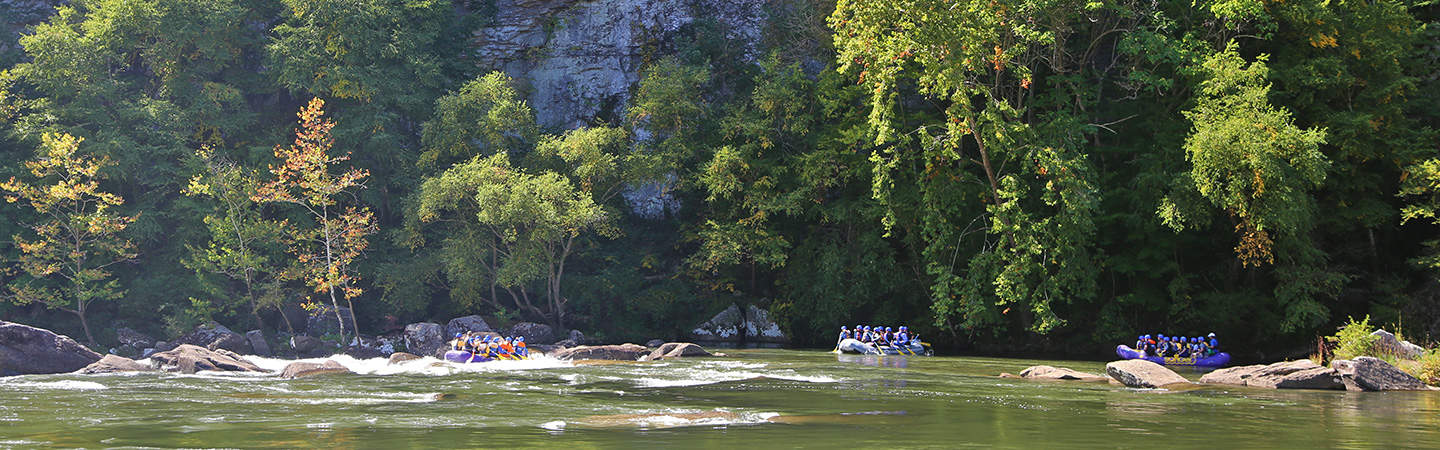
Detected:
left=1, top=349, right=1437, bottom=448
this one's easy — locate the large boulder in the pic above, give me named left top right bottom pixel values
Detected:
left=1018, top=365, right=1108, bottom=382
left=568, top=329, right=588, bottom=345
left=445, top=315, right=493, bottom=337
left=687, top=303, right=790, bottom=345
left=306, top=306, right=355, bottom=338
left=552, top=344, right=650, bottom=361
left=115, top=327, right=155, bottom=349
left=1200, top=360, right=1322, bottom=388
left=1333, top=356, right=1431, bottom=391
left=290, top=335, right=323, bottom=355
left=1371, top=330, right=1425, bottom=360
left=78, top=355, right=153, bottom=375
left=280, top=360, right=352, bottom=379
left=403, top=322, right=445, bottom=358
left=245, top=330, right=272, bottom=357
left=641, top=343, right=713, bottom=361
left=645, top=339, right=665, bottom=348
left=174, top=323, right=250, bottom=354
left=1105, top=360, right=1190, bottom=388
left=1274, top=367, right=1345, bottom=390
left=0, top=321, right=103, bottom=376
left=506, top=322, right=556, bottom=345
left=150, top=344, right=263, bottom=374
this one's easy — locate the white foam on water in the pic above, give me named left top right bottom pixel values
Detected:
left=244, top=353, right=573, bottom=377
left=540, top=420, right=567, bottom=431
left=609, top=409, right=781, bottom=429
left=0, top=380, right=108, bottom=391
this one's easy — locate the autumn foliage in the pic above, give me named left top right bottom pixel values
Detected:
left=1, top=133, right=137, bottom=345
left=255, top=98, right=375, bottom=345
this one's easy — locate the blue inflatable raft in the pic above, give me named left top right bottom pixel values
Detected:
left=835, top=338, right=933, bottom=356
left=1115, top=345, right=1230, bottom=368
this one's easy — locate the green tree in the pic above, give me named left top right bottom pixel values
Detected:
left=416, top=153, right=611, bottom=329
left=182, top=147, right=290, bottom=332
left=2, top=133, right=137, bottom=345
left=830, top=0, right=1102, bottom=334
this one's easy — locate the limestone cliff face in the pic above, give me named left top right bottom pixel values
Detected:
left=0, top=0, right=64, bottom=57
left=473, top=0, right=765, bottom=129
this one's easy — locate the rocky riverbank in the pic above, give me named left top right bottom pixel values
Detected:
left=1008, top=355, right=1437, bottom=392
left=1, top=319, right=724, bottom=378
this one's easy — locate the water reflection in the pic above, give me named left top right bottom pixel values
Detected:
left=836, top=354, right=910, bottom=369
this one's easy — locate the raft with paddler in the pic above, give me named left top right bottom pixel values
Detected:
left=444, top=332, right=531, bottom=363
left=832, top=325, right=934, bottom=356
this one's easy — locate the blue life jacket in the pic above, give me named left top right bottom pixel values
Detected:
left=1209, top=338, right=1219, bottom=348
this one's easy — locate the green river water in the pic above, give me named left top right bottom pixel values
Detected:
left=2, top=349, right=1438, bottom=448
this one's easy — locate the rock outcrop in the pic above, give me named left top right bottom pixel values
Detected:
left=0, top=321, right=103, bottom=376
left=445, top=315, right=493, bottom=337
left=78, top=354, right=153, bottom=374
left=506, top=322, right=556, bottom=345
left=640, top=342, right=713, bottom=361
left=1200, top=360, right=1322, bottom=388
left=1105, top=360, right=1190, bottom=388
left=388, top=352, right=422, bottom=365
left=280, top=360, right=352, bottom=378
left=403, top=322, right=445, bottom=358
left=645, top=339, right=665, bottom=348
left=688, top=303, right=789, bottom=345
left=552, top=344, right=649, bottom=361
left=1333, top=357, right=1432, bottom=391
left=1018, top=365, right=1108, bottom=382
left=150, top=344, right=263, bottom=374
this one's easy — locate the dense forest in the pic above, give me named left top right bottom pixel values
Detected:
left=0, top=0, right=1437, bottom=358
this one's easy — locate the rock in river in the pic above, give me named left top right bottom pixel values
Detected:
left=280, top=360, right=352, bottom=379
left=1333, top=357, right=1432, bottom=391
left=0, top=320, right=102, bottom=376
left=1105, top=360, right=1190, bottom=388
left=1018, top=365, right=1108, bottom=382
left=640, top=343, right=713, bottom=361
left=552, top=344, right=649, bottom=361
left=78, top=355, right=153, bottom=374
left=1199, top=360, right=1343, bottom=390
left=388, top=352, right=422, bottom=365
left=150, top=344, right=263, bottom=374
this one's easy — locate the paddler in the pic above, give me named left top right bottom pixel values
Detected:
left=515, top=336, right=528, bottom=358
left=896, top=326, right=909, bottom=345
left=1207, top=333, right=1219, bottom=356
left=451, top=333, right=465, bottom=351
left=499, top=336, right=517, bottom=359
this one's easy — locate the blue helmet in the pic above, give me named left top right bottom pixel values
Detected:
left=885, top=327, right=893, bottom=332
left=900, top=326, right=907, bottom=330
left=455, top=333, right=462, bottom=338
left=517, top=336, right=524, bottom=342
left=841, top=326, right=848, bottom=330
